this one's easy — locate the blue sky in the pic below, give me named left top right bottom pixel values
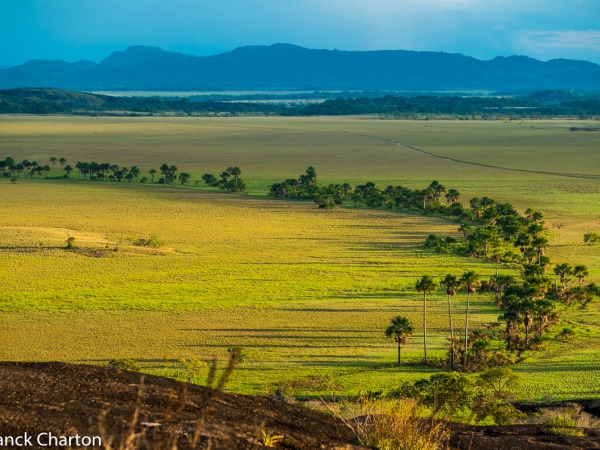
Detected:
left=1, top=0, right=599, bottom=66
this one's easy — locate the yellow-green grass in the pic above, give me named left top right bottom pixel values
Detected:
left=0, top=116, right=599, bottom=399
left=1, top=116, right=598, bottom=278
left=0, top=182, right=498, bottom=393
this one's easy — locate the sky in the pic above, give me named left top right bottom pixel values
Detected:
left=1, top=0, right=600, bottom=66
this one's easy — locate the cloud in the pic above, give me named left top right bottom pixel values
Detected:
left=528, top=30, right=600, bottom=50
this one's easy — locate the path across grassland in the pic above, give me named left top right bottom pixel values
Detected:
left=339, top=130, right=600, bottom=181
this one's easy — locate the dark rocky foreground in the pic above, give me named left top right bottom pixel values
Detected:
left=0, top=363, right=598, bottom=449
left=449, top=423, right=600, bottom=450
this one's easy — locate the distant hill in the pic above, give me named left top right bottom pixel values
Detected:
left=1, top=44, right=600, bottom=91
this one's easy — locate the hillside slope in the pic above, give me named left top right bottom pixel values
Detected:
left=0, top=363, right=599, bottom=449
left=0, top=362, right=361, bottom=449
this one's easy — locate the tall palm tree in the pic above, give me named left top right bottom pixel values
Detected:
left=415, top=275, right=437, bottom=363
left=160, top=163, right=170, bottom=187
left=58, top=157, right=66, bottom=176
left=460, top=270, right=480, bottom=366
left=520, top=299, right=535, bottom=348
left=499, top=309, right=521, bottom=351
left=440, top=274, right=461, bottom=371
left=385, top=316, right=414, bottom=364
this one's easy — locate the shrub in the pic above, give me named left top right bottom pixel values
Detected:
left=314, top=196, right=335, bottom=209
left=108, top=358, right=141, bottom=371
left=556, top=327, right=575, bottom=341
left=66, top=236, right=76, bottom=249
left=130, top=234, right=164, bottom=248
left=259, top=429, right=284, bottom=447
left=583, top=232, right=600, bottom=245
left=545, top=416, right=584, bottom=436
left=346, top=397, right=449, bottom=450
left=178, top=358, right=205, bottom=383
left=227, top=346, right=247, bottom=363
left=530, top=404, right=599, bottom=436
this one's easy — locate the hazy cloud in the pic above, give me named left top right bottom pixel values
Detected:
left=529, top=30, right=600, bottom=50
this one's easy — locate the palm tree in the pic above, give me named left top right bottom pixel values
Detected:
left=149, top=168, right=157, bottom=184
left=129, top=166, right=140, bottom=181
left=440, top=274, right=461, bottom=371
left=415, top=275, right=437, bottom=363
left=515, top=233, right=532, bottom=260
left=553, top=263, right=573, bottom=291
left=445, top=188, right=460, bottom=205
left=520, top=299, right=535, bottom=348
left=160, top=163, right=170, bottom=187
left=499, top=309, right=521, bottom=351
left=178, top=172, right=191, bottom=185
left=227, top=166, right=242, bottom=185
left=385, top=316, right=414, bottom=364
left=460, top=270, right=480, bottom=366
left=492, top=274, right=515, bottom=307
left=573, top=265, right=588, bottom=285
left=532, top=236, right=549, bottom=264
left=59, top=157, right=66, bottom=176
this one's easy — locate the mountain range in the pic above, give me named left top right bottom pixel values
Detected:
left=1, top=44, right=600, bottom=91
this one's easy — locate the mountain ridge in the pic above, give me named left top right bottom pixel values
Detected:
left=1, top=44, right=600, bottom=91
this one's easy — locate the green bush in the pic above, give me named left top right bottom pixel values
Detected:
left=108, top=358, right=141, bottom=371
left=130, top=234, right=164, bottom=248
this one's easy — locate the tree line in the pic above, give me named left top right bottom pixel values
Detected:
left=3, top=88, right=600, bottom=118
left=4, top=157, right=598, bottom=372
left=1, top=156, right=246, bottom=193
left=268, top=167, right=598, bottom=370
left=387, top=261, right=598, bottom=373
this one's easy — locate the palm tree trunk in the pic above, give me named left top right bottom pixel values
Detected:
left=447, top=293, right=454, bottom=371
left=423, top=293, right=428, bottom=363
left=398, top=341, right=401, bottom=364
left=464, top=291, right=470, bottom=366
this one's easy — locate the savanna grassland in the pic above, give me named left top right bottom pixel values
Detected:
left=0, top=115, right=599, bottom=400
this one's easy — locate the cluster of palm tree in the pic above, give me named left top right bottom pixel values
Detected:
left=415, top=272, right=482, bottom=368
left=352, top=180, right=462, bottom=214
left=269, top=167, right=351, bottom=204
left=386, top=271, right=483, bottom=370
left=427, top=200, right=551, bottom=266
left=0, top=156, right=54, bottom=178
left=1, top=155, right=199, bottom=186
left=72, top=161, right=144, bottom=182
left=551, top=263, right=599, bottom=305
left=201, top=166, right=246, bottom=192
left=386, top=259, right=599, bottom=371
left=270, top=173, right=463, bottom=215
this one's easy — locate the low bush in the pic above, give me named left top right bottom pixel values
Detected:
left=107, top=358, right=141, bottom=371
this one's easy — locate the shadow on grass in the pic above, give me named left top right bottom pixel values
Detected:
left=0, top=245, right=66, bottom=252
left=181, top=327, right=378, bottom=333
left=185, top=343, right=385, bottom=349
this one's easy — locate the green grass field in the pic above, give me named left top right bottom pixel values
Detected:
left=0, top=116, right=599, bottom=400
